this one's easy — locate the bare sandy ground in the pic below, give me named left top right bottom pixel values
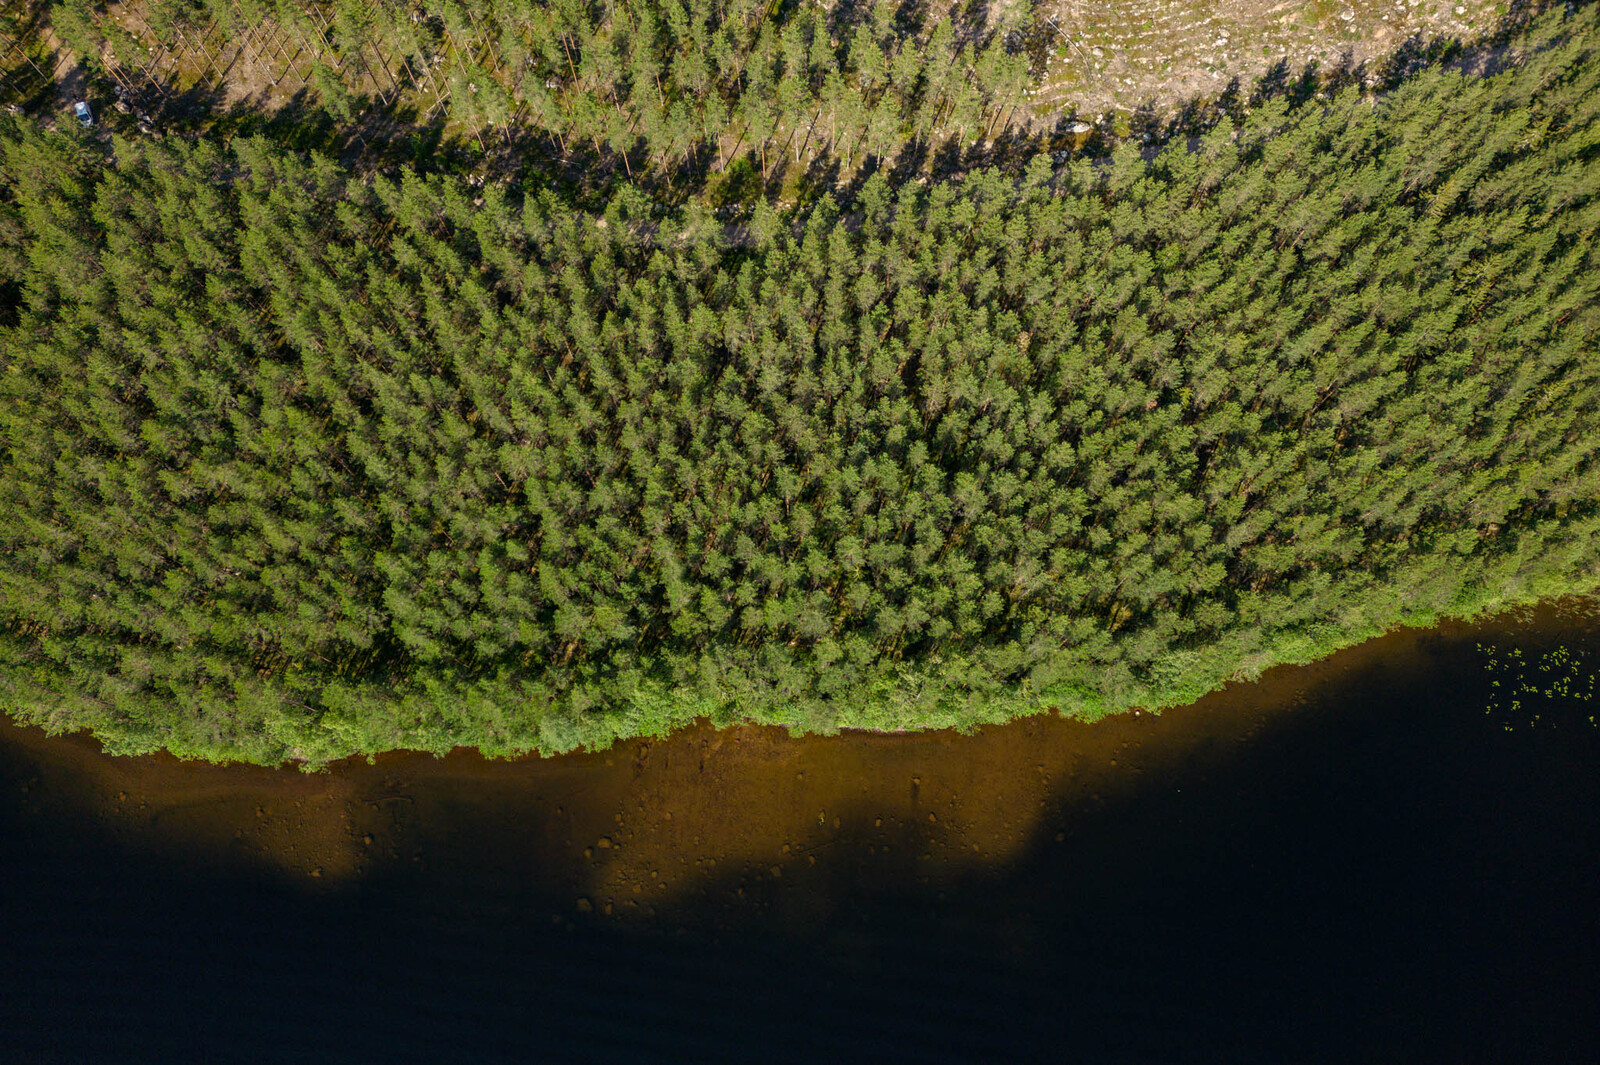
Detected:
left=1027, top=0, right=1508, bottom=120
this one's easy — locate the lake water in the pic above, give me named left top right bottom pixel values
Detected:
left=3, top=602, right=1597, bottom=1062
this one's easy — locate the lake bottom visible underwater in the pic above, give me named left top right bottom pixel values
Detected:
left=2, top=603, right=1597, bottom=1063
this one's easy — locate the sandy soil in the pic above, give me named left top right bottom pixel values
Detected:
left=1028, top=0, right=1507, bottom=120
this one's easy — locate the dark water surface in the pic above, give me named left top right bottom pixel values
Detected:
left=3, top=604, right=1598, bottom=1063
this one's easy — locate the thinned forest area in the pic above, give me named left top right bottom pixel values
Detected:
left=10, top=0, right=1037, bottom=197
left=0, top=4, right=1597, bottom=765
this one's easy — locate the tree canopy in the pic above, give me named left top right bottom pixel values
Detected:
left=1, top=7, right=1597, bottom=764
left=43, top=0, right=1033, bottom=178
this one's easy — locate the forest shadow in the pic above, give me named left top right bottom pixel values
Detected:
left=4, top=603, right=1597, bottom=1063
left=7, top=0, right=1574, bottom=217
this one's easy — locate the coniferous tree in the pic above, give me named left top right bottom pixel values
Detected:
left=1, top=9, right=1598, bottom=763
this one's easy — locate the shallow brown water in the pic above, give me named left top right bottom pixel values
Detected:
left=3, top=602, right=1598, bottom=1062
left=0, top=615, right=1420, bottom=922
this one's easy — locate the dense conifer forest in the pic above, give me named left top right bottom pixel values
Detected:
left=0, top=6, right=1597, bottom=764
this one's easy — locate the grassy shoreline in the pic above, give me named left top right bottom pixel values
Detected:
left=7, top=576, right=1598, bottom=769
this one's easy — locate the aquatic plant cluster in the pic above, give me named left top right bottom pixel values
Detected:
left=1, top=7, right=1598, bottom=763
left=1478, top=642, right=1599, bottom=731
